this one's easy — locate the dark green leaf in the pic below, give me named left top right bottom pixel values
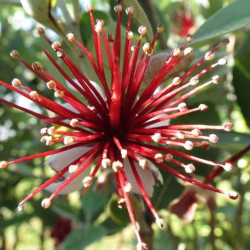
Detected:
left=193, top=0, right=250, bottom=44
left=233, top=32, right=250, bottom=127
left=64, top=225, right=106, bottom=250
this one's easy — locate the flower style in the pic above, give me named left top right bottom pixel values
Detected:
left=0, top=2, right=238, bottom=249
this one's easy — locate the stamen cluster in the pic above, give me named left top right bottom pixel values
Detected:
left=0, top=2, right=237, bottom=249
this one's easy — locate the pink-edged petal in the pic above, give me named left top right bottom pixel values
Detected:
left=45, top=166, right=90, bottom=194
left=45, top=145, right=90, bottom=175
left=169, top=189, right=198, bottom=222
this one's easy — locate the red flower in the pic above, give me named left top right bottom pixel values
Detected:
left=50, top=218, right=72, bottom=247
left=172, top=8, right=196, bottom=37
left=0, top=2, right=238, bottom=249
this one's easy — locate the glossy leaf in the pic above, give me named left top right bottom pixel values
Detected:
left=233, top=32, right=250, bottom=127
left=193, top=0, right=250, bottom=44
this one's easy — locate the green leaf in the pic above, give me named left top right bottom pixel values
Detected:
left=106, top=194, right=130, bottom=226
left=64, top=225, right=106, bottom=250
left=233, top=32, right=250, bottom=127
left=193, top=0, right=250, bottom=44
left=81, top=187, right=107, bottom=222
left=212, top=131, right=250, bottom=148
left=199, top=0, right=223, bottom=19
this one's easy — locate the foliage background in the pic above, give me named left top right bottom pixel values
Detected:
left=0, top=0, right=250, bottom=249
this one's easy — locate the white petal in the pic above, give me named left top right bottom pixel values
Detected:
left=124, top=160, right=163, bottom=197
left=45, top=146, right=91, bottom=194
left=45, top=145, right=90, bottom=175
left=45, top=166, right=90, bottom=194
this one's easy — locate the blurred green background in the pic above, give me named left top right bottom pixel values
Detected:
left=0, top=0, right=250, bottom=249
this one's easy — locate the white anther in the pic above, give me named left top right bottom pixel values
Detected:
left=30, top=91, right=39, bottom=100
left=51, top=42, right=61, bottom=51
left=69, top=165, right=78, bottom=173
left=172, top=77, right=181, bottom=85
left=102, top=158, right=111, bottom=168
left=178, top=103, right=187, bottom=112
left=57, top=51, right=64, bottom=58
left=87, top=4, right=93, bottom=12
left=223, top=123, right=233, bottom=131
left=64, top=136, right=74, bottom=145
left=67, top=33, right=75, bottom=42
left=137, top=242, right=148, bottom=250
left=205, top=51, right=214, bottom=61
left=112, top=161, right=123, bottom=172
left=95, top=23, right=102, bottom=33
left=123, top=182, right=132, bottom=193
left=157, top=24, right=164, bottom=33
left=70, top=118, right=79, bottom=127
left=190, top=76, right=199, bottom=86
left=17, top=204, right=24, bottom=212
left=143, top=43, right=150, bottom=53
left=199, top=104, right=208, bottom=111
left=223, top=162, right=233, bottom=171
left=139, top=159, right=148, bottom=169
left=151, top=133, right=161, bottom=143
left=127, top=31, right=134, bottom=40
left=228, top=191, right=238, bottom=200
left=121, top=149, right=128, bottom=159
left=209, top=134, right=219, bottom=143
left=186, top=35, right=193, bottom=43
left=212, top=75, right=220, bottom=84
left=82, top=176, right=93, bottom=188
left=41, top=198, right=51, bottom=209
left=138, top=26, right=147, bottom=36
left=184, top=141, right=194, bottom=150
left=154, top=153, right=164, bottom=163
left=47, top=126, right=55, bottom=135
left=0, top=161, right=8, bottom=169
left=114, top=4, right=122, bottom=12
left=218, top=58, right=227, bottom=65
left=191, top=129, right=201, bottom=137
left=126, top=6, right=134, bottom=15
left=47, top=80, right=56, bottom=89
left=156, top=217, right=164, bottom=228
left=165, top=153, right=173, bottom=161
left=45, top=136, right=54, bottom=146
left=12, top=78, right=22, bottom=87
left=54, top=90, right=64, bottom=98
left=184, top=47, right=193, bottom=55
left=184, top=163, right=195, bottom=173
left=172, top=48, right=180, bottom=57
left=176, top=132, right=185, bottom=139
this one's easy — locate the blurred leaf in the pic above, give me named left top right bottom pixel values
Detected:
left=212, top=131, right=250, bottom=148
left=193, top=0, right=250, bottom=44
left=233, top=32, right=250, bottom=127
left=0, top=213, right=34, bottom=232
left=52, top=201, right=79, bottom=219
left=64, top=224, right=106, bottom=250
left=199, top=0, right=223, bottom=19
